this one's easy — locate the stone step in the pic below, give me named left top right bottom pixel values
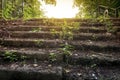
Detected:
left=26, top=18, right=87, bottom=22
left=0, top=60, right=119, bottom=80
left=24, top=21, right=120, bottom=26
left=79, top=26, right=120, bottom=33
left=0, top=61, right=62, bottom=80
left=9, top=31, right=117, bottom=41
left=24, top=21, right=105, bottom=26
left=1, top=18, right=120, bottom=26
left=67, top=50, right=120, bottom=66
left=109, top=18, right=120, bottom=22
left=10, top=31, right=58, bottom=39
left=7, top=25, right=61, bottom=31
left=63, top=65, right=120, bottom=80
left=0, top=47, right=119, bottom=66
left=26, top=18, right=120, bottom=22
left=0, top=47, right=63, bottom=61
left=0, top=38, right=120, bottom=52
left=0, top=19, right=24, bottom=25
left=7, top=25, right=120, bottom=34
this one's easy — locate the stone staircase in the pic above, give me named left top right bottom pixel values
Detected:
left=0, top=18, right=120, bottom=80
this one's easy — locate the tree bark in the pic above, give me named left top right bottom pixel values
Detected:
left=0, top=0, right=2, bottom=19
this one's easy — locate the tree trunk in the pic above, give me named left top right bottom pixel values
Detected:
left=0, top=0, right=2, bottom=19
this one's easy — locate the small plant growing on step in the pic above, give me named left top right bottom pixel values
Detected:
left=70, top=22, right=80, bottom=31
left=49, top=53, right=57, bottom=62
left=60, top=43, right=74, bottom=64
left=43, top=19, right=54, bottom=25
left=3, top=51, right=27, bottom=62
left=21, top=55, right=27, bottom=66
left=3, top=51, right=18, bottom=62
left=59, top=20, right=80, bottom=40
left=106, top=25, right=117, bottom=34
left=21, top=55, right=27, bottom=60
left=92, top=34, right=98, bottom=41
left=43, top=19, right=49, bottom=25
left=97, top=16, right=117, bottom=34
left=34, top=40, right=44, bottom=47
left=105, top=20, right=118, bottom=34
left=31, top=27, right=42, bottom=32
left=61, top=43, right=74, bottom=51
left=90, top=63, right=97, bottom=69
left=50, top=29, right=58, bottom=37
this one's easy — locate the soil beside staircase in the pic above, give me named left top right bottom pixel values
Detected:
left=0, top=18, right=120, bottom=80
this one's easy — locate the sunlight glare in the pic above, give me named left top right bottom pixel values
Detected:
left=40, top=0, right=79, bottom=18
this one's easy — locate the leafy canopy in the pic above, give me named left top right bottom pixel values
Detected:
left=74, top=0, right=120, bottom=18
left=1, top=0, right=56, bottom=19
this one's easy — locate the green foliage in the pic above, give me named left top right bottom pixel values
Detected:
left=50, top=29, right=58, bottom=37
left=74, top=0, right=98, bottom=18
left=42, top=18, right=56, bottom=25
left=50, top=20, right=80, bottom=40
left=105, top=22, right=117, bottom=33
left=60, top=43, right=74, bottom=57
left=74, top=0, right=120, bottom=18
left=3, top=51, right=18, bottom=62
left=49, top=52, right=57, bottom=62
left=3, top=51, right=27, bottom=62
left=59, top=20, right=80, bottom=40
left=31, top=28, right=42, bottom=32
left=3, top=0, right=17, bottom=19
left=2, top=0, right=120, bottom=19
left=92, top=34, right=98, bottom=41
left=23, top=0, right=44, bottom=19
left=97, top=16, right=117, bottom=34
left=21, top=55, right=27, bottom=60
left=90, top=63, right=97, bottom=68
left=2, top=0, right=44, bottom=19
left=1, top=0, right=58, bottom=19
left=50, top=29, right=58, bottom=34
left=61, top=43, right=74, bottom=51
left=43, top=0, right=56, bottom=5
left=60, top=43, right=74, bottom=64
left=34, top=39, right=44, bottom=47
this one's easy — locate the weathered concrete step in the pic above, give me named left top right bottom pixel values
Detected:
left=1, top=18, right=120, bottom=26
left=7, top=25, right=61, bottom=31
left=7, top=25, right=120, bottom=34
left=24, top=21, right=104, bottom=26
left=109, top=18, right=120, bottom=21
left=0, top=19, right=24, bottom=25
left=0, top=61, right=62, bottom=80
left=0, top=60, right=119, bottom=80
left=26, top=18, right=87, bottom=22
left=24, top=21, right=120, bottom=26
left=67, top=50, right=120, bottom=66
left=79, top=26, right=120, bottom=33
left=0, top=47, right=62, bottom=61
left=0, top=38, right=63, bottom=48
left=7, top=26, right=107, bottom=33
left=0, top=47, right=119, bottom=66
left=63, top=65, right=120, bottom=80
left=9, top=31, right=117, bottom=41
left=25, top=18, right=120, bottom=23
left=81, top=22, right=120, bottom=26
left=70, top=40, right=120, bottom=52
left=0, top=39, right=120, bottom=52
left=10, top=31, right=58, bottom=39
left=27, top=18, right=120, bottom=22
